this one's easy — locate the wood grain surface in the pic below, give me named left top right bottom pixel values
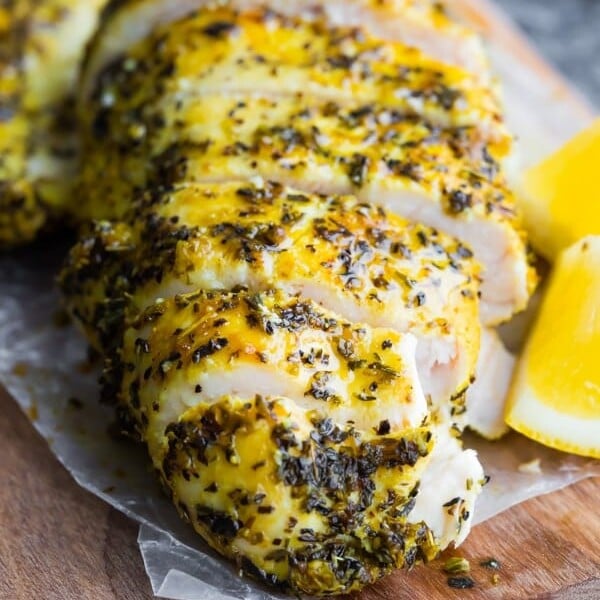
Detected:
left=0, top=387, right=598, bottom=600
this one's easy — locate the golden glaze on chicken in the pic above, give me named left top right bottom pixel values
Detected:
left=82, top=0, right=491, bottom=100
left=60, top=180, right=481, bottom=421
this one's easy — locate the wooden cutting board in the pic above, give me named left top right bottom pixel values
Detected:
left=1, top=1, right=599, bottom=599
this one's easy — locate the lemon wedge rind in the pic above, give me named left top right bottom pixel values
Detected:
left=506, top=370, right=600, bottom=459
left=505, top=235, right=600, bottom=459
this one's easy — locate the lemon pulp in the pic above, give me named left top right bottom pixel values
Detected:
left=526, top=240, right=600, bottom=418
left=520, top=118, right=600, bottom=261
left=506, top=236, right=600, bottom=457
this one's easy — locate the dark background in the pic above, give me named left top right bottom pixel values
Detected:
left=497, top=0, right=600, bottom=107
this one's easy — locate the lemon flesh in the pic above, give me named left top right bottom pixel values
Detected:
left=505, top=236, right=600, bottom=458
left=520, top=118, right=600, bottom=261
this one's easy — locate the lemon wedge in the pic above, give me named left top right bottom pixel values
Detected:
left=505, top=236, right=600, bottom=458
left=520, top=118, right=600, bottom=261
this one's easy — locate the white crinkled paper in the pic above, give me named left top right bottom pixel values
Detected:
left=1, top=15, right=600, bottom=600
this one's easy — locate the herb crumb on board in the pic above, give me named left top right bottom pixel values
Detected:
left=447, top=575, right=476, bottom=589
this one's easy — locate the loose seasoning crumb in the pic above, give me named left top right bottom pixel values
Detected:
left=443, top=557, right=470, bottom=574
left=518, top=458, right=542, bottom=474
left=480, top=558, right=501, bottom=570
left=26, top=403, right=38, bottom=421
left=107, top=420, right=134, bottom=442
left=11, top=362, right=27, bottom=377
left=447, top=576, right=475, bottom=589
left=491, top=573, right=500, bottom=585
left=67, top=397, right=83, bottom=409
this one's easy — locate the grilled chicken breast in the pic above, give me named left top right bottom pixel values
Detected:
left=108, top=288, right=483, bottom=594
left=60, top=180, right=480, bottom=420
left=54, top=0, right=533, bottom=595
left=0, top=0, right=107, bottom=247
left=82, top=0, right=490, bottom=102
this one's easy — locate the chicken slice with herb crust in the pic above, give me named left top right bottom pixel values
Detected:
left=102, top=288, right=483, bottom=594
left=113, top=289, right=430, bottom=452
left=77, top=9, right=533, bottom=324
left=82, top=0, right=490, bottom=101
left=60, top=180, right=481, bottom=422
left=80, top=7, right=507, bottom=161
left=155, top=393, right=437, bottom=595
left=0, top=0, right=107, bottom=247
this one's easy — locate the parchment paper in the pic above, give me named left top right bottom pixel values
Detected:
left=1, top=16, right=599, bottom=600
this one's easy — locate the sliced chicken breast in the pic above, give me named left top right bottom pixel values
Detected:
left=60, top=180, right=481, bottom=419
left=78, top=87, right=531, bottom=323
left=107, top=288, right=483, bottom=594
left=82, top=0, right=489, bottom=100
left=55, top=2, right=520, bottom=593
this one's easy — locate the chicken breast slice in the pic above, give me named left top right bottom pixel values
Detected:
left=78, top=88, right=532, bottom=323
left=0, top=0, right=107, bottom=247
left=114, top=289, right=428, bottom=461
left=82, top=0, right=489, bottom=100
left=410, top=427, right=485, bottom=548
left=464, top=328, right=514, bottom=439
left=60, top=180, right=480, bottom=421
left=81, top=7, right=506, bottom=140
left=107, top=288, right=484, bottom=594
left=148, top=393, right=437, bottom=595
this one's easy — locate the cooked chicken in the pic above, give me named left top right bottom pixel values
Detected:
left=465, top=328, right=514, bottom=439
left=0, top=2, right=39, bottom=246
left=116, top=289, right=430, bottom=447
left=106, top=288, right=482, bottom=594
left=60, top=180, right=480, bottom=420
left=77, top=8, right=533, bottom=324
left=0, top=0, right=107, bottom=247
left=81, top=7, right=505, bottom=139
left=55, top=0, right=534, bottom=595
left=82, top=0, right=490, bottom=102
left=411, top=427, right=484, bottom=548
left=161, top=393, right=436, bottom=595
